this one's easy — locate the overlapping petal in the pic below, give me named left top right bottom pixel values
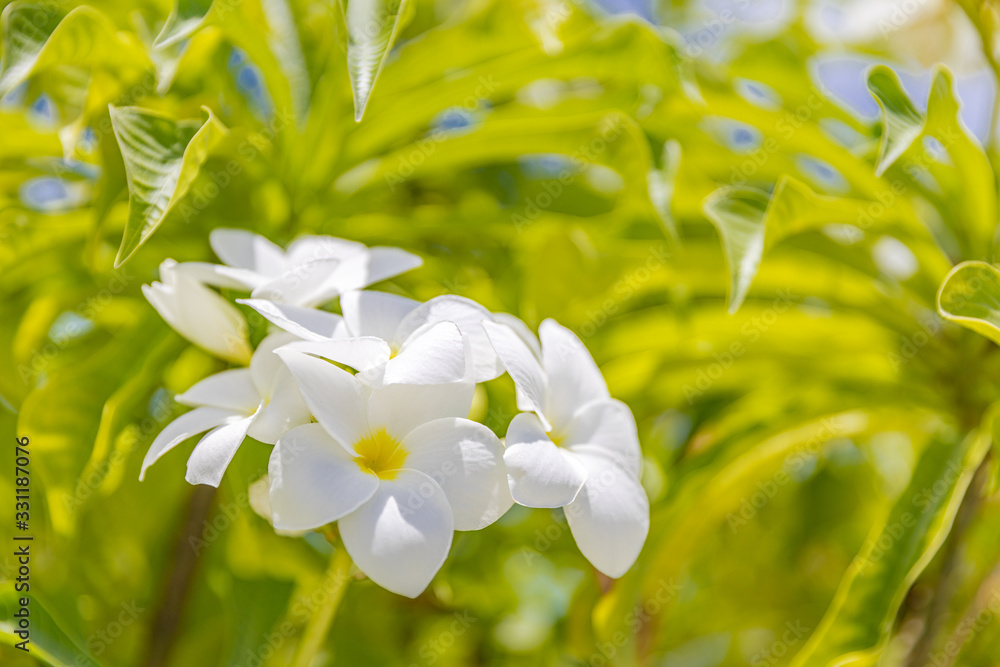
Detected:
left=338, top=469, right=454, bottom=598
left=185, top=415, right=256, bottom=486
left=269, top=424, right=379, bottom=531
left=240, top=299, right=346, bottom=342
left=563, top=399, right=642, bottom=478
left=403, top=418, right=512, bottom=530
left=397, top=296, right=503, bottom=382
left=503, top=413, right=586, bottom=508
left=539, top=319, right=609, bottom=430
left=384, top=321, right=466, bottom=386
left=483, top=321, right=550, bottom=430
left=564, top=451, right=649, bottom=578
left=174, top=368, right=259, bottom=414
left=276, top=349, right=369, bottom=448
left=368, top=381, right=474, bottom=442
left=140, top=407, right=241, bottom=480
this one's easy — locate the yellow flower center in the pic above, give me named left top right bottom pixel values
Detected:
left=354, top=428, right=407, bottom=479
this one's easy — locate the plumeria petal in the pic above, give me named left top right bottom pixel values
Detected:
left=564, top=451, right=649, bottom=578
left=403, top=418, right=512, bottom=530
left=368, top=381, right=474, bottom=442
left=306, top=248, right=423, bottom=305
left=286, top=235, right=365, bottom=264
left=503, top=413, right=586, bottom=508
left=240, top=299, right=346, bottom=342
left=539, top=319, right=609, bottom=430
left=562, top=399, right=642, bottom=478
left=247, top=366, right=312, bottom=444
left=397, top=296, right=503, bottom=382
left=483, top=321, right=550, bottom=431
left=144, top=260, right=252, bottom=365
left=185, top=415, right=255, bottom=486
left=384, top=321, right=466, bottom=386
left=339, top=469, right=454, bottom=598
left=250, top=332, right=301, bottom=398
left=341, top=290, right=420, bottom=341
left=269, top=424, right=379, bottom=531
left=494, top=313, right=542, bottom=358
left=250, top=257, right=341, bottom=306
left=175, top=261, right=263, bottom=291
left=140, top=407, right=241, bottom=480
left=276, top=349, right=369, bottom=447
left=210, top=228, right=287, bottom=277
left=175, top=369, right=259, bottom=414
left=283, top=338, right=393, bottom=380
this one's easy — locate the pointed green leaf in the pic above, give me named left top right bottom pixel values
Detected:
left=0, top=591, right=109, bottom=666
left=154, top=0, right=214, bottom=48
left=867, top=65, right=996, bottom=255
left=866, top=66, right=923, bottom=176
left=702, top=186, right=768, bottom=313
left=937, top=260, right=1000, bottom=345
left=0, top=4, right=150, bottom=97
left=703, top=177, right=905, bottom=312
left=341, top=0, right=413, bottom=121
left=789, top=428, right=991, bottom=667
left=109, top=105, right=228, bottom=267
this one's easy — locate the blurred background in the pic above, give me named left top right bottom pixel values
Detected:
left=3, top=0, right=1000, bottom=665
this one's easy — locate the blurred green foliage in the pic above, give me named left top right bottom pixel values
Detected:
left=3, top=0, right=1000, bottom=665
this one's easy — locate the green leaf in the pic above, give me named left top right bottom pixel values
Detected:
left=867, top=65, right=996, bottom=257
left=937, top=260, right=1000, bottom=346
left=154, top=0, right=214, bottom=48
left=0, top=591, right=109, bottom=667
left=0, top=4, right=150, bottom=97
left=866, top=67, right=924, bottom=177
left=340, top=0, right=412, bottom=121
left=109, top=105, right=228, bottom=267
left=789, top=428, right=992, bottom=667
left=702, top=186, right=768, bottom=313
left=703, top=176, right=928, bottom=312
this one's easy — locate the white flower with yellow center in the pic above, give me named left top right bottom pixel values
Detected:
left=243, top=290, right=503, bottom=387
left=143, top=259, right=252, bottom=365
left=183, top=228, right=423, bottom=306
left=140, top=334, right=311, bottom=486
left=484, top=318, right=648, bottom=577
left=270, top=348, right=512, bottom=597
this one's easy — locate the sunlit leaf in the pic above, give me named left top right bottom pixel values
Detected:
left=789, top=427, right=991, bottom=666
left=340, top=0, right=412, bottom=121
left=109, top=105, right=229, bottom=267
left=937, top=260, right=1000, bottom=346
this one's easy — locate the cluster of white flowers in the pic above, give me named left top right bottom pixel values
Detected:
left=141, top=229, right=649, bottom=597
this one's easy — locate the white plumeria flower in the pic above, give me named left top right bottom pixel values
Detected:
left=242, top=290, right=503, bottom=386
left=140, top=334, right=311, bottom=486
left=143, top=259, right=252, bottom=365
left=270, top=348, right=512, bottom=597
left=183, top=228, right=423, bottom=307
left=483, top=319, right=648, bottom=578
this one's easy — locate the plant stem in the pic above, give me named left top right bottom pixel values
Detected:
left=145, top=484, right=217, bottom=667
left=291, top=541, right=353, bottom=667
